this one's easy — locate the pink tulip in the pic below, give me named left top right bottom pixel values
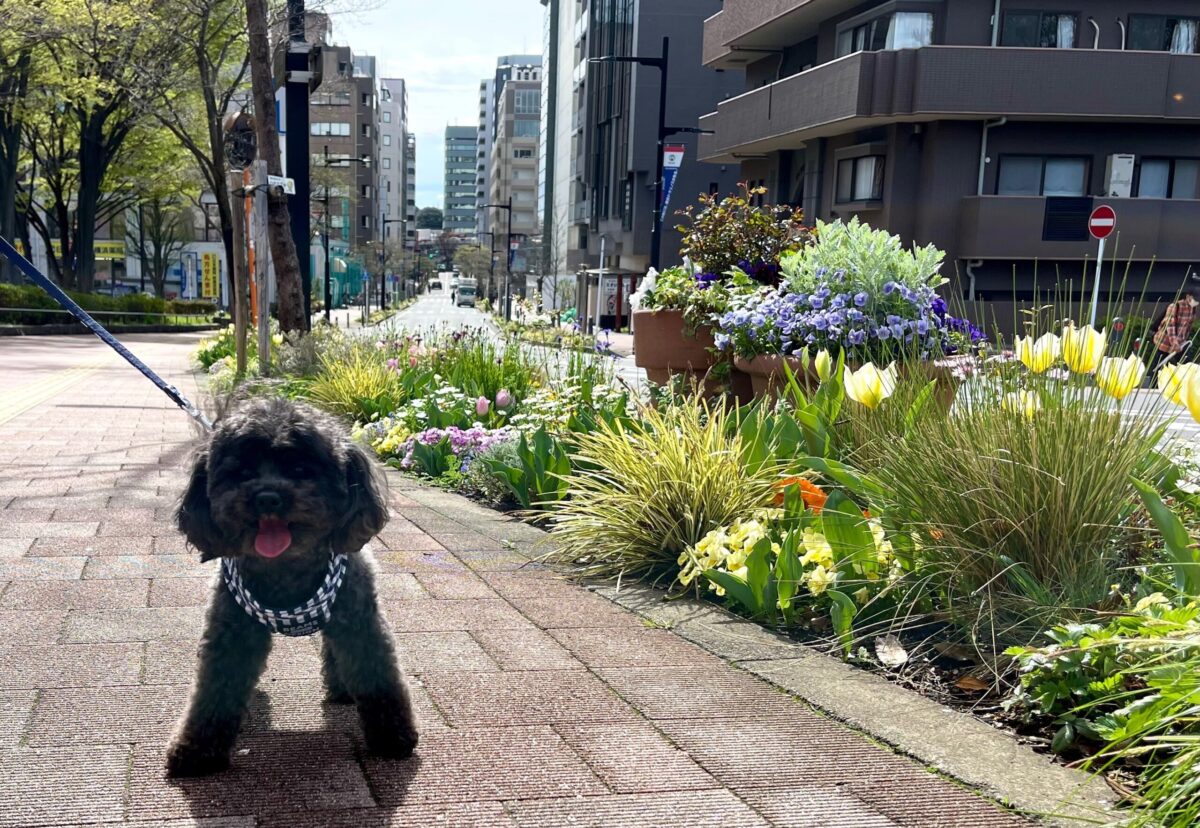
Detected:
left=386, top=358, right=398, bottom=370
left=495, top=389, right=512, bottom=409
left=409, top=355, right=419, bottom=367
left=475, top=396, right=490, bottom=417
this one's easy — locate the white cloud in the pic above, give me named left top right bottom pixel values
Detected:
left=324, top=2, right=544, bottom=208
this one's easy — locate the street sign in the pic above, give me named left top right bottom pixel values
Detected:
left=1088, top=205, right=1116, bottom=240
left=659, top=144, right=685, bottom=222
left=268, top=175, right=296, bottom=195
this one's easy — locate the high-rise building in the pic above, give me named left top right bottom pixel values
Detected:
left=698, top=1, right=1200, bottom=300
left=487, top=62, right=542, bottom=302
left=540, top=0, right=743, bottom=296
left=379, top=78, right=415, bottom=253
left=444, top=126, right=478, bottom=233
left=476, top=55, right=543, bottom=238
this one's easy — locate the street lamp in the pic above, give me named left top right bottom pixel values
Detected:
left=479, top=198, right=513, bottom=319
left=313, top=145, right=371, bottom=322
left=380, top=217, right=404, bottom=305
left=588, top=37, right=713, bottom=271
left=477, top=231, right=498, bottom=300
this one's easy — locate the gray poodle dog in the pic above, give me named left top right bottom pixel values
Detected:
left=167, top=396, right=418, bottom=777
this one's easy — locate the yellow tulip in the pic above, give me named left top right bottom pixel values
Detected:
left=1184, top=369, right=1200, bottom=424
left=1095, top=355, right=1146, bottom=401
left=1014, top=332, right=1060, bottom=373
left=814, top=349, right=833, bottom=382
left=1002, top=390, right=1040, bottom=419
left=1061, top=325, right=1107, bottom=374
left=843, top=362, right=897, bottom=410
left=1158, top=363, right=1199, bottom=406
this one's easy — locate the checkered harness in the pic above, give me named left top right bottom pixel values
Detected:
left=221, top=552, right=348, bottom=637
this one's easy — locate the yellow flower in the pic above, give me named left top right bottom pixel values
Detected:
left=814, top=349, right=833, bottom=382
left=799, top=528, right=833, bottom=567
left=1095, top=355, right=1146, bottom=401
left=1014, top=332, right=1060, bottom=374
left=843, top=362, right=897, bottom=410
left=853, top=586, right=871, bottom=605
left=1061, top=324, right=1106, bottom=374
left=1184, top=369, right=1200, bottom=425
left=807, top=564, right=836, bottom=596
left=1001, top=390, right=1040, bottom=419
left=1159, top=363, right=1199, bottom=406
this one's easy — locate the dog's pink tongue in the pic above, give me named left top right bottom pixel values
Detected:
left=255, top=518, right=292, bottom=558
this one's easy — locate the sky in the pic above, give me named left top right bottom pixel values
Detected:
left=327, top=1, right=545, bottom=209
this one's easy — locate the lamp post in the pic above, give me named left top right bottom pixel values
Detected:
left=380, top=218, right=403, bottom=305
left=588, top=38, right=713, bottom=272
left=314, top=145, right=371, bottom=322
left=477, top=231, right=497, bottom=301
left=479, top=197, right=513, bottom=319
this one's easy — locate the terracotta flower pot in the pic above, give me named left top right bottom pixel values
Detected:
left=733, top=354, right=820, bottom=399
left=633, top=309, right=716, bottom=388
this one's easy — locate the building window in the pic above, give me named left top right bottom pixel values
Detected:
left=361, top=185, right=372, bottom=199
left=382, top=111, right=392, bottom=123
left=514, top=148, right=534, bottom=159
left=361, top=124, right=371, bottom=138
left=836, top=11, right=933, bottom=57
left=515, top=89, right=540, bottom=115
left=311, top=122, right=351, bottom=137
left=361, top=93, right=370, bottom=106
left=361, top=215, right=371, bottom=229
left=836, top=156, right=885, bottom=203
left=1001, top=12, right=1077, bottom=48
left=1129, top=15, right=1199, bottom=53
left=330, top=215, right=345, bottom=229
left=513, top=120, right=539, bottom=138
left=1137, top=158, right=1200, bottom=199
left=382, top=157, right=391, bottom=169
left=382, top=134, right=392, bottom=146
left=313, top=91, right=350, bottom=106
left=997, top=156, right=1089, bottom=196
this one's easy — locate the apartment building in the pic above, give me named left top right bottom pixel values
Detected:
left=476, top=56, right=543, bottom=238
left=699, top=1, right=1200, bottom=300
left=444, top=126, right=478, bottom=233
left=379, top=78, right=416, bottom=253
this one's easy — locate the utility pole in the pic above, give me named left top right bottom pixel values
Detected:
left=228, top=170, right=250, bottom=377
left=284, top=0, right=314, bottom=327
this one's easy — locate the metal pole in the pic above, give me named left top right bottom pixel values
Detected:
left=597, top=234, right=605, bottom=336
left=322, top=145, right=331, bottom=323
left=649, top=36, right=670, bottom=272
left=284, top=0, right=312, bottom=330
left=1089, top=235, right=1107, bottom=328
left=229, top=170, right=250, bottom=377
left=504, top=196, right=513, bottom=320
left=252, top=161, right=270, bottom=375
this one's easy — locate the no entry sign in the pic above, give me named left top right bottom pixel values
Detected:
left=1089, top=205, right=1116, bottom=240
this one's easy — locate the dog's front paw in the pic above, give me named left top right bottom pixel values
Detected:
left=165, top=737, right=232, bottom=778
left=359, top=697, right=419, bottom=759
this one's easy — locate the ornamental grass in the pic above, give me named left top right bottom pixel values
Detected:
left=545, top=397, right=783, bottom=582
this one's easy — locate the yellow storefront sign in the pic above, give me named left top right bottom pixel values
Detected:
left=13, top=239, right=125, bottom=261
left=201, top=253, right=219, bottom=298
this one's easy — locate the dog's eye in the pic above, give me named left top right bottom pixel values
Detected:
left=292, top=462, right=313, bottom=477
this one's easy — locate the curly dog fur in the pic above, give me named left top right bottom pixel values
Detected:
left=167, top=396, right=418, bottom=777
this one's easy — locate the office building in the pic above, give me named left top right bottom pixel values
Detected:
left=444, top=126, right=478, bottom=233
left=379, top=78, right=416, bottom=254
left=487, top=61, right=542, bottom=301
left=476, top=55, right=543, bottom=238
left=698, top=1, right=1200, bottom=300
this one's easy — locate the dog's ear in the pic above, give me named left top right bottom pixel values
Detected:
left=334, top=442, right=389, bottom=555
left=176, top=449, right=222, bottom=562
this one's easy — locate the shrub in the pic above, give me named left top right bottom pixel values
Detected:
left=545, top=397, right=782, bottom=581
left=306, top=345, right=426, bottom=422
left=464, top=440, right=523, bottom=504
left=483, top=426, right=571, bottom=510
left=0, top=282, right=179, bottom=325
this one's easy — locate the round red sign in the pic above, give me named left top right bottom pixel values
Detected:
left=1089, top=205, right=1116, bottom=240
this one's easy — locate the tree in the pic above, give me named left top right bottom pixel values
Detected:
left=436, top=230, right=460, bottom=268
left=126, top=196, right=192, bottom=298
left=244, top=0, right=305, bottom=332
left=416, top=207, right=443, bottom=229
left=0, top=5, right=41, bottom=284
left=453, top=244, right=492, bottom=282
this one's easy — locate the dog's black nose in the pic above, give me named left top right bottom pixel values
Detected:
left=254, top=491, right=284, bottom=514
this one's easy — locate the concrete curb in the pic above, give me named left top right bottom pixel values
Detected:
left=387, top=473, right=1117, bottom=826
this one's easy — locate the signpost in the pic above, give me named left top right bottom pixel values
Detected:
left=1088, top=205, right=1116, bottom=327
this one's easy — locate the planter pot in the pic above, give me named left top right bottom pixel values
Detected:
left=633, top=309, right=717, bottom=389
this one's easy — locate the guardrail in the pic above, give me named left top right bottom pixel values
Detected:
left=0, top=306, right=221, bottom=326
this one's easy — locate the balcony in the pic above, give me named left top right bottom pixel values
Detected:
left=699, top=47, right=1200, bottom=162
left=703, top=0, right=860, bottom=68
left=957, top=196, right=1200, bottom=262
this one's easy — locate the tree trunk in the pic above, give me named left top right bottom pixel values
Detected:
left=0, top=50, right=29, bottom=284
left=244, top=0, right=305, bottom=334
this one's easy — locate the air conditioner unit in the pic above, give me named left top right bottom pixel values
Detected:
left=1105, top=154, right=1136, bottom=198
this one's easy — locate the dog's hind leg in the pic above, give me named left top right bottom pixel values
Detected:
left=323, top=565, right=418, bottom=758
left=166, top=587, right=272, bottom=777
left=320, top=635, right=353, bottom=704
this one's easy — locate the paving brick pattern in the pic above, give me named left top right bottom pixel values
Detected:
left=0, top=334, right=1033, bottom=825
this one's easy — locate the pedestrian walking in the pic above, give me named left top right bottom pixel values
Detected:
left=1147, top=288, right=1199, bottom=381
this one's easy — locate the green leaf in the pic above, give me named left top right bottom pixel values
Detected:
left=775, top=536, right=803, bottom=614
left=828, top=589, right=857, bottom=657
left=745, top=537, right=776, bottom=615
left=1131, top=477, right=1200, bottom=596
left=1050, top=721, right=1077, bottom=754
left=903, top=381, right=936, bottom=436
left=822, top=492, right=877, bottom=575
left=703, top=569, right=759, bottom=616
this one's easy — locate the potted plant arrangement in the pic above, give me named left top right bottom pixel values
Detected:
left=717, top=218, right=983, bottom=400
left=632, top=185, right=808, bottom=395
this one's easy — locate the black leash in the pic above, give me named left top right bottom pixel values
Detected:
left=0, top=236, right=213, bottom=431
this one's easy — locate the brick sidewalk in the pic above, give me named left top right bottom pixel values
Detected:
left=0, top=333, right=1033, bottom=827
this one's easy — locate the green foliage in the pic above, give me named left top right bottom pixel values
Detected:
left=0, top=283, right=213, bottom=326
left=409, top=437, right=456, bottom=478
left=781, top=217, right=947, bottom=296
left=638, top=265, right=758, bottom=332
left=426, top=331, right=541, bottom=403
left=306, top=346, right=428, bottom=422
left=545, top=398, right=782, bottom=581
left=675, top=183, right=808, bottom=278
left=463, top=440, right=523, bottom=504
left=483, top=427, right=571, bottom=510
left=1133, top=478, right=1200, bottom=598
